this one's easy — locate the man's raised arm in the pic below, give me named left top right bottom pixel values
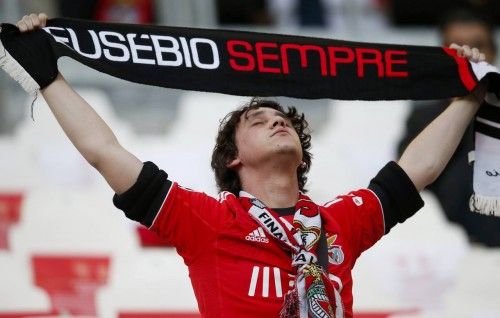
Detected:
left=17, top=13, right=142, bottom=194
left=398, top=44, right=485, bottom=191
left=42, top=74, right=142, bottom=194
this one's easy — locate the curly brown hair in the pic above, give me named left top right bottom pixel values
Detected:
left=211, top=98, right=312, bottom=195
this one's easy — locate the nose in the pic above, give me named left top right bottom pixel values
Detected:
left=271, top=116, right=286, bottom=128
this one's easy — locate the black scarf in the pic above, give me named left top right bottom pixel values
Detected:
left=39, top=18, right=498, bottom=99
left=1, top=18, right=499, bottom=216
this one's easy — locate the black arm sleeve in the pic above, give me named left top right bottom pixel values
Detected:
left=368, top=161, right=424, bottom=234
left=113, top=161, right=173, bottom=227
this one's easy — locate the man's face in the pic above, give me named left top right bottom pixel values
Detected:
left=231, top=107, right=303, bottom=169
left=443, top=21, right=496, bottom=63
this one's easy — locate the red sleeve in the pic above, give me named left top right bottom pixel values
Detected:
left=150, top=183, right=233, bottom=264
left=324, top=189, right=385, bottom=259
left=113, top=162, right=235, bottom=264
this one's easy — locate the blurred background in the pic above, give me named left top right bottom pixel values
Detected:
left=1, top=0, right=500, bottom=317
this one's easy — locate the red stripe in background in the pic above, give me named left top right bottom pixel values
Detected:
left=119, top=314, right=200, bottom=318
left=0, top=192, right=23, bottom=251
left=117, top=311, right=416, bottom=318
left=0, top=311, right=59, bottom=317
left=0, top=312, right=413, bottom=318
left=443, top=47, right=477, bottom=92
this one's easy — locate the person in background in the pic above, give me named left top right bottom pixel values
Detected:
left=216, top=0, right=272, bottom=25
left=58, top=0, right=153, bottom=23
left=398, top=8, right=500, bottom=246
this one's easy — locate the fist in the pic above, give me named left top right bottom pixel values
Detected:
left=450, top=43, right=486, bottom=63
left=16, top=13, right=48, bottom=33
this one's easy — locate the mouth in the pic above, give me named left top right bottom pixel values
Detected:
left=271, top=128, right=289, bottom=137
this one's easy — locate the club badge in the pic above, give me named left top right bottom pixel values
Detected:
left=327, top=234, right=344, bottom=265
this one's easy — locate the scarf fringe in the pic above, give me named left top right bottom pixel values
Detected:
left=0, top=35, right=40, bottom=96
left=280, top=289, right=300, bottom=318
left=469, top=193, right=500, bottom=217
left=0, top=35, right=40, bottom=120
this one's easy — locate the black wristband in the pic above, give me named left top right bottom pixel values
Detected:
left=113, top=161, right=172, bottom=226
left=369, top=161, right=424, bottom=233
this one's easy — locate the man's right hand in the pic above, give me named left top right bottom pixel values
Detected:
left=0, top=12, right=58, bottom=92
left=16, top=13, right=48, bottom=32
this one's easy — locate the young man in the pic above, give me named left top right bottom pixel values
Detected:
left=10, top=13, right=486, bottom=318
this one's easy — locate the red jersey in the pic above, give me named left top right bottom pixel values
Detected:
left=113, top=161, right=422, bottom=318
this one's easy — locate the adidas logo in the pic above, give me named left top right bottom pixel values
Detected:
left=245, top=227, right=269, bottom=243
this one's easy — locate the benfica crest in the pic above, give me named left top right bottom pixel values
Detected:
left=327, top=235, right=345, bottom=265
left=304, top=265, right=335, bottom=318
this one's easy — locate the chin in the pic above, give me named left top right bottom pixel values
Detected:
left=273, top=144, right=302, bottom=159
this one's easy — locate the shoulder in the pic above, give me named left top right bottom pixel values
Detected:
left=322, top=188, right=380, bottom=211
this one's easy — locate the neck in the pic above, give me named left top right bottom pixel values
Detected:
left=239, top=164, right=300, bottom=208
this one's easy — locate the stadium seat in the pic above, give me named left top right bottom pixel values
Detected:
left=309, top=100, right=410, bottom=202
left=32, top=254, right=110, bottom=315
left=14, top=89, right=135, bottom=190
left=352, top=192, right=469, bottom=314
left=98, top=250, right=198, bottom=318
left=10, top=188, right=137, bottom=253
left=0, top=253, right=50, bottom=313
left=0, top=193, right=23, bottom=250
left=442, top=245, right=500, bottom=317
left=133, top=92, right=250, bottom=195
left=0, top=135, right=31, bottom=190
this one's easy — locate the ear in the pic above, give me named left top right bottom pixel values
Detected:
left=226, top=157, right=241, bottom=169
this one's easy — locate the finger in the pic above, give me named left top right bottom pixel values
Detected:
left=462, top=45, right=472, bottom=58
left=471, top=48, right=480, bottom=62
left=16, top=21, right=28, bottom=32
left=39, top=13, right=48, bottom=27
left=22, top=15, right=34, bottom=30
left=449, top=43, right=464, bottom=57
left=29, top=13, right=40, bottom=28
left=479, top=53, right=486, bottom=62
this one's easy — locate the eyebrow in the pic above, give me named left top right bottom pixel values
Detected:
left=245, top=109, right=287, bottom=121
